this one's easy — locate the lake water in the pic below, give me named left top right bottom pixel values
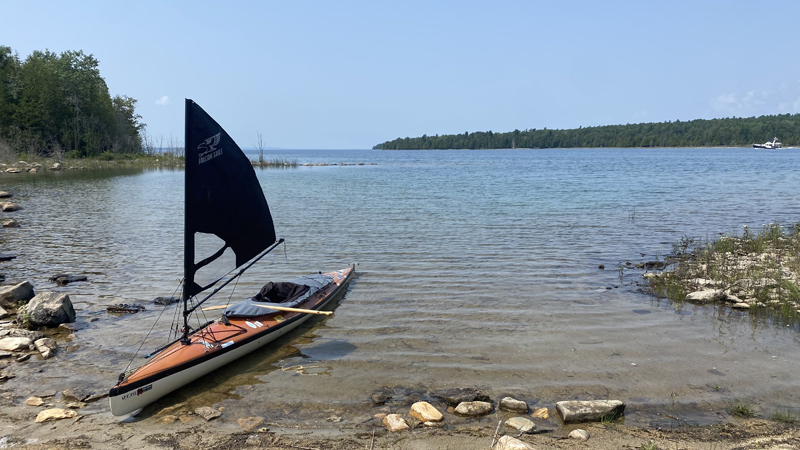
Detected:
left=1, top=147, right=800, bottom=427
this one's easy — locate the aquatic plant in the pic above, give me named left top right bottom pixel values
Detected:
left=771, top=410, right=797, bottom=423
left=728, top=401, right=756, bottom=418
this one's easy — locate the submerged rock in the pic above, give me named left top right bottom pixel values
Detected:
left=50, top=274, right=88, bottom=286
left=34, top=338, right=57, bottom=359
left=431, top=387, right=491, bottom=406
left=153, top=296, right=180, bottom=305
left=61, top=389, right=90, bottom=403
left=370, top=387, right=392, bottom=405
left=505, top=416, right=535, bottom=433
left=531, top=407, right=550, bottom=419
left=556, top=400, right=625, bottom=424
left=195, top=406, right=222, bottom=421
left=236, top=416, right=264, bottom=431
left=107, top=304, right=146, bottom=314
left=1, top=218, right=19, bottom=228
left=637, top=261, right=668, bottom=270
left=58, top=322, right=86, bottom=332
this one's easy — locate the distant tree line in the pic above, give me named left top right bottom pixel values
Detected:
left=373, top=114, right=800, bottom=150
left=0, top=45, right=143, bottom=158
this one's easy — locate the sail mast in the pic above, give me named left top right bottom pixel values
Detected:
left=182, top=99, right=193, bottom=343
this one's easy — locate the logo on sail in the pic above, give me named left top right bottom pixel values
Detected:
left=198, top=133, right=223, bottom=164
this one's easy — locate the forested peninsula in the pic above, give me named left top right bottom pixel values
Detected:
left=373, top=114, right=800, bottom=150
left=0, top=46, right=144, bottom=160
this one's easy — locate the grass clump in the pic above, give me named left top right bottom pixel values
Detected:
left=728, top=401, right=756, bottom=418
left=645, top=223, right=800, bottom=322
left=252, top=157, right=297, bottom=168
left=771, top=410, right=797, bottom=423
left=640, top=440, right=658, bottom=450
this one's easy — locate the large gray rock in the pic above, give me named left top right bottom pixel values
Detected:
left=556, top=400, right=625, bottom=424
left=0, top=192, right=11, bottom=198
left=27, top=292, right=75, bottom=327
left=0, top=305, right=7, bottom=320
left=0, top=282, right=35, bottom=310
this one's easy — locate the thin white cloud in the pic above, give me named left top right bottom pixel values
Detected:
left=155, top=96, right=171, bottom=106
left=711, top=91, right=769, bottom=115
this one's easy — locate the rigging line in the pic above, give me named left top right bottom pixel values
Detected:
left=170, top=282, right=186, bottom=341
left=121, top=280, right=182, bottom=376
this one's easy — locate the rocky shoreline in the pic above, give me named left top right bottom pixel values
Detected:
left=641, top=223, right=800, bottom=322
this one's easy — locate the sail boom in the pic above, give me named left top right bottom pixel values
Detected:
left=184, top=238, right=284, bottom=316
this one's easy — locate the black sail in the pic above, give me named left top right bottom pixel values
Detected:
left=183, top=99, right=276, bottom=299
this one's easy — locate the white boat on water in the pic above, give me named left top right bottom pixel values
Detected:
left=753, top=137, right=782, bottom=149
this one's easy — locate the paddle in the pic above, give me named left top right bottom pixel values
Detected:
left=202, top=304, right=332, bottom=316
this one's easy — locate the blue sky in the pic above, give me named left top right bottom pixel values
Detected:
left=4, top=1, right=800, bottom=149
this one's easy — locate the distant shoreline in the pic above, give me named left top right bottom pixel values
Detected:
left=373, top=113, right=800, bottom=150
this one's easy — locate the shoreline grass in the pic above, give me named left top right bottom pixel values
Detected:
left=645, top=222, right=800, bottom=322
left=0, top=153, right=298, bottom=170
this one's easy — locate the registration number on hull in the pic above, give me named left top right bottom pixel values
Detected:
left=121, top=383, right=153, bottom=400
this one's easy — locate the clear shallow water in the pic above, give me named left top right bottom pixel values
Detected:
left=1, top=148, right=800, bottom=427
